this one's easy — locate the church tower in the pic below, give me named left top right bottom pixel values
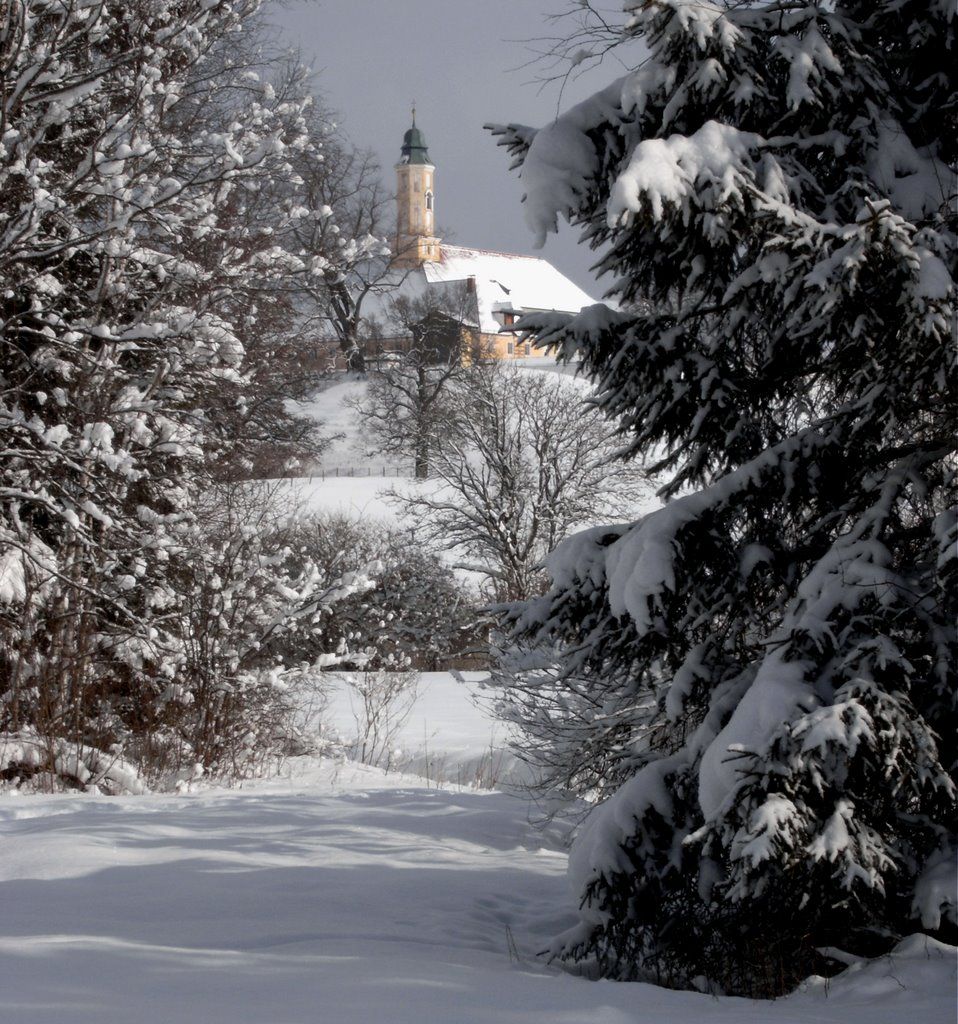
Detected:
left=394, top=111, right=441, bottom=268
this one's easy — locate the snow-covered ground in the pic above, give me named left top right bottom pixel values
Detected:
left=318, top=671, right=523, bottom=789
left=281, top=369, right=662, bottom=530
left=1, top=764, right=953, bottom=1023
left=2, top=672, right=954, bottom=1023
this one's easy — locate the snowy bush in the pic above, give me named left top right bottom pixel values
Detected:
left=490, top=0, right=956, bottom=996
left=0, top=730, right=147, bottom=795
left=282, top=513, right=485, bottom=671
left=0, top=3, right=384, bottom=783
left=343, top=670, right=421, bottom=770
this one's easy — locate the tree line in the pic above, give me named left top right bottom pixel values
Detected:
left=0, top=0, right=429, bottom=786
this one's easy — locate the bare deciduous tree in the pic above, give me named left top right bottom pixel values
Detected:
left=353, top=282, right=487, bottom=478
left=395, top=366, right=650, bottom=601
left=284, top=108, right=397, bottom=373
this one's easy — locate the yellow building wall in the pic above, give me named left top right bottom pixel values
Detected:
left=395, top=162, right=440, bottom=267
left=481, top=333, right=549, bottom=360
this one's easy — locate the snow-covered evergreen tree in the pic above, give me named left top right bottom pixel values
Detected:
left=490, top=0, right=956, bottom=995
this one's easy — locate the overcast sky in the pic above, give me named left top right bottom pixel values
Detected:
left=266, top=1, right=624, bottom=297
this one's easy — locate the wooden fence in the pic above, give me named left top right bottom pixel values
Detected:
left=305, top=464, right=414, bottom=481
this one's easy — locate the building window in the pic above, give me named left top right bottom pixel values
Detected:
left=506, top=340, right=515, bottom=356
left=502, top=312, right=516, bottom=327
left=425, top=190, right=434, bottom=211
left=414, top=175, right=421, bottom=192
left=524, top=342, right=532, bottom=356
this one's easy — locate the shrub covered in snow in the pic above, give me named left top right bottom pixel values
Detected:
left=0, top=3, right=388, bottom=784
left=281, top=513, right=485, bottom=671
left=0, top=730, right=147, bottom=795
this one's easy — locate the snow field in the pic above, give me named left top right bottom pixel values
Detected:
left=0, top=768, right=954, bottom=1024
left=1, top=636, right=954, bottom=1024
left=317, top=671, right=527, bottom=791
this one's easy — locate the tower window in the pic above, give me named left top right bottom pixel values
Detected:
left=414, top=175, right=421, bottom=192
left=425, top=190, right=434, bottom=211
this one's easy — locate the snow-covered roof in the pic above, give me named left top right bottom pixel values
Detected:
left=357, top=244, right=597, bottom=337
left=422, top=244, right=596, bottom=335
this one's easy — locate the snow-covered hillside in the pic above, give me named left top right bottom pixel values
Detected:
left=282, top=369, right=661, bottom=525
